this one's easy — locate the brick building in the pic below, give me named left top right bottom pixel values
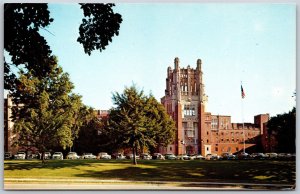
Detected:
left=4, top=58, right=271, bottom=156
left=160, top=57, right=269, bottom=156
left=4, top=95, right=18, bottom=154
left=95, top=109, right=110, bottom=120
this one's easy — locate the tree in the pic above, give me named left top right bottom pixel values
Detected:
left=12, top=58, right=87, bottom=162
left=4, top=3, right=122, bottom=161
left=107, top=85, right=176, bottom=165
left=267, top=107, right=296, bottom=153
left=4, top=3, right=122, bottom=91
left=74, top=115, right=113, bottom=155
left=78, top=3, right=122, bottom=55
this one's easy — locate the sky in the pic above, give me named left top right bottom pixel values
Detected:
left=6, top=3, right=296, bottom=123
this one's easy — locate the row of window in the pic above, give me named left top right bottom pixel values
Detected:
left=207, top=131, right=258, bottom=136
left=215, top=147, right=240, bottom=152
left=183, top=105, right=196, bottom=116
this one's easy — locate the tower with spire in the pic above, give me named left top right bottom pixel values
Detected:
left=160, top=57, right=270, bottom=156
left=161, top=57, right=208, bottom=155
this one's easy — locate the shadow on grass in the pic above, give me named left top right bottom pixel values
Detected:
left=75, top=160, right=296, bottom=185
left=4, top=159, right=131, bottom=170
left=4, top=159, right=296, bottom=186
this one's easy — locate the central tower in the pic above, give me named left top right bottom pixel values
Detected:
left=161, top=57, right=208, bottom=155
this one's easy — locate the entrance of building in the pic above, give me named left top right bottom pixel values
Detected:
left=186, top=145, right=195, bottom=155
left=204, top=145, right=211, bottom=156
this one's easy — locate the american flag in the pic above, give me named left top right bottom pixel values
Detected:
left=241, top=85, right=245, bottom=99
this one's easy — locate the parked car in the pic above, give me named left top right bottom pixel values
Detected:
left=195, top=154, right=205, bottom=160
left=237, top=152, right=250, bottom=160
left=4, top=152, right=12, bottom=160
left=115, top=153, right=126, bottom=160
left=125, top=153, right=140, bottom=160
left=205, top=154, right=221, bottom=160
left=140, top=153, right=152, bottom=160
left=164, top=153, right=177, bottom=160
left=152, top=153, right=165, bottom=160
left=81, top=153, right=96, bottom=159
left=265, top=153, right=278, bottom=159
left=187, top=155, right=196, bottom=160
left=27, top=152, right=40, bottom=160
left=221, top=152, right=236, bottom=160
left=250, top=153, right=266, bottom=160
left=43, top=152, right=51, bottom=160
left=97, top=152, right=111, bottom=159
left=52, top=152, right=64, bottom=160
left=66, top=152, right=80, bottom=159
left=176, top=154, right=189, bottom=160
left=221, top=152, right=231, bottom=160
left=14, top=151, right=26, bottom=160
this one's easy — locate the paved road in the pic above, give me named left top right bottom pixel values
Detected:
left=5, top=183, right=246, bottom=190
left=4, top=179, right=295, bottom=191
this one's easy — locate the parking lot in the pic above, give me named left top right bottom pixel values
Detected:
left=5, top=151, right=296, bottom=161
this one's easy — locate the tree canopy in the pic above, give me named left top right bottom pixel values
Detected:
left=11, top=58, right=92, bottom=162
left=4, top=3, right=122, bottom=91
left=107, top=85, right=176, bottom=165
left=4, top=3, right=122, bottom=160
left=267, top=107, right=296, bottom=153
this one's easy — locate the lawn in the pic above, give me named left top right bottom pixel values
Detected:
left=4, top=159, right=295, bottom=185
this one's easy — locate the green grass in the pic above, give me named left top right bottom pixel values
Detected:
left=4, top=159, right=295, bottom=185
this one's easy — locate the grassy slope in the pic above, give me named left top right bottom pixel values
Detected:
left=4, top=159, right=296, bottom=184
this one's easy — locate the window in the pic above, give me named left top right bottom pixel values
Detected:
left=211, top=118, right=218, bottom=129
left=215, top=147, right=218, bottom=151
left=184, top=105, right=196, bottom=116
left=170, top=147, right=172, bottom=151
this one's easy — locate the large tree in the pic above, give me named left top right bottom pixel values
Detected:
left=107, top=85, right=176, bottom=165
left=4, top=3, right=122, bottom=160
left=74, top=115, right=112, bottom=155
left=267, top=107, right=296, bottom=153
left=4, top=3, right=122, bottom=91
left=12, top=58, right=89, bottom=162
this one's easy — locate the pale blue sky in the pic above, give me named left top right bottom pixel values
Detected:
left=14, top=3, right=297, bottom=123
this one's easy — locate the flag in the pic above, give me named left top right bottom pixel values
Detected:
left=241, top=85, right=245, bottom=99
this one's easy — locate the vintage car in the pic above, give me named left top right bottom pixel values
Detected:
left=52, top=152, right=64, bottom=160
left=14, top=151, right=26, bottom=160
left=66, top=152, right=80, bottom=159
left=82, top=153, right=97, bottom=159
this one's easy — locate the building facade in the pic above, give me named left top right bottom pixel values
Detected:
left=160, top=57, right=269, bottom=156
left=4, top=95, right=18, bottom=154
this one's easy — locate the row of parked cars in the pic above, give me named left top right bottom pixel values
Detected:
left=204, top=152, right=296, bottom=160
left=5, top=151, right=295, bottom=161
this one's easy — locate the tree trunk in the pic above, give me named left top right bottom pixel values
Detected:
left=132, top=146, right=137, bottom=165
left=41, top=151, right=45, bottom=164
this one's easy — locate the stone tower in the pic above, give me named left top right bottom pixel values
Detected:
left=161, top=57, right=208, bottom=155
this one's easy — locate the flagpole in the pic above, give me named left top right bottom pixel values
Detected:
left=241, top=82, right=245, bottom=153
